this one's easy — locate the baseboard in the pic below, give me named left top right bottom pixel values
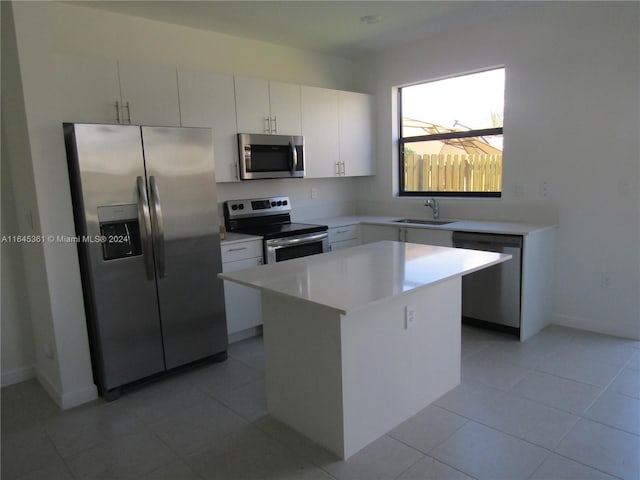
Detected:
left=1, top=365, right=36, bottom=387
left=61, top=384, right=98, bottom=409
left=36, top=368, right=98, bottom=410
left=228, top=325, right=263, bottom=344
left=551, top=312, right=640, bottom=341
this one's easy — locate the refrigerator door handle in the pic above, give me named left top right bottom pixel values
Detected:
left=137, top=176, right=154, bottom=280
left=149, top=176, right=166, bottom=278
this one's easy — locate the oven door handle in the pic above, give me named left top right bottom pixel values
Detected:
left=266, top=232, right=328, bottom=249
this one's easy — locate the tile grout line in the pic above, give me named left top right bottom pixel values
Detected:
left=387, top=417, right=482, bottom=480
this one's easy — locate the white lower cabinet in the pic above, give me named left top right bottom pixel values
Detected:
left=221, top=240, right=263, bottom=339
left=329, top=224, right=361, bottom=251
left=406, top=228, right=453, bottom=247
left=361, top=224, right=452, bottom=246
left=361, top=224, right=400, bottom=243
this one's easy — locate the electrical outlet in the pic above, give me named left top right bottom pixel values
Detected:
left=311, top=188, right=318, bottom=199
left=539, top=181, right=550, bottom=197
left=512, top=183, right=524, bottom=198
left=600, top=274, right=611, bottom=289
left=405, top=304, right=417, bottom=329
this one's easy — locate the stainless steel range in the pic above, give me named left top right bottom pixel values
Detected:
left=224, top=196, right=328, bottom=264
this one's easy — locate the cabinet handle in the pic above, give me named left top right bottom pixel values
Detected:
left=124, top=101, right=132, bottom=124
left=115, top=101, right=121, bottom=123
left=271, top=116, right=277, bottom=134
left=264, top=116, right=270, bottom=134
left=340, top=161, right=346, bottom=176
left=336, top=229, right=349, bottom=234
left=227, top=247, right=248, bottom=252
left=335, top=162, right=340, bottom=176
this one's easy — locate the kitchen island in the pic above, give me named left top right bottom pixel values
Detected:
left=219, top=241, right=511, bottom=459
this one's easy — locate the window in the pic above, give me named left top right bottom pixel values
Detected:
left=399, top=68, right=505, bottom=197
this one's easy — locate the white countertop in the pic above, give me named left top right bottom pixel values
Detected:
left=305, top=215, right=556, bottom=235
left=220, top=232, right=263, bottom=245
left=219, top=240, right=511, bottom=315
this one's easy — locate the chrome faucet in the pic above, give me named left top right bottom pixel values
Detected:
left=424, top=198, right=440, bottom=219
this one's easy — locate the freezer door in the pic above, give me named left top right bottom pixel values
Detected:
left=141, top=126, right=227, bottom=369
left=64, top=123, right=166, bottom=391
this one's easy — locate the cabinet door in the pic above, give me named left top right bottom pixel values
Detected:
left=331, top=238, right=360, bottom=251
left=269, top=81, right=301, bottom=135
left=178, top=69, right=239, bottom=182
left=339, top=91, right=375, bottom=177
left=118, top=61, right=180, bottom=126
left=301, top=86, right=340, bottom=178
left=54, top=53, right=122, bottom=124
left=328, top=224, right=360, bottom=244
left=361, top=225, right=400, bottom=244
left=222, top=256, right=263, bottom=335
left=406, top=228, right=453, bottom=247
left=234, top=76, right=271, bottom=134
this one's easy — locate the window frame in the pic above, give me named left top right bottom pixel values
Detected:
left=398, top=72, right=504, bottom=198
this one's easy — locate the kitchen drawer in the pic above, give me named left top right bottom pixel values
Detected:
left=328, top=224, right=359, bottom=244
left=330, top=238, right=360, bottom=251
left=221, top=240, right=262, bottom=263
left=222, top=256, right=262, bottom=273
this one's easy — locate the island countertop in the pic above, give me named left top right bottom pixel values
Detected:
left=218, top=240, right=511, bottom=315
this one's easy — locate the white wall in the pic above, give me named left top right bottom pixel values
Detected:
left=2, top=1, right=355, bottom=401
left=48, top=2, right=353, bottom=89
left=1, top=124, right=36, bottom=386
left=352, top=2, right=640, bottom=339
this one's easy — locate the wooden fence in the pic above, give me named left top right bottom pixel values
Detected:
left=404, top=153, right=502, bottom=192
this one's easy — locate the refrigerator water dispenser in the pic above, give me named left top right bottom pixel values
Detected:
left=97, top=204, right=141, bottom=260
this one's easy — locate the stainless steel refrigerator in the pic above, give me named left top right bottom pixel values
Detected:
left=64, top=123, right=227, bottom=398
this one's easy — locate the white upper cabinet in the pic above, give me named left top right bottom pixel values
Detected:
left=301, top=86, right=340, bottom=178
left=268, top=81, right=302, bottom=135
left=178, top=69, right=239, bottom=182
left=234, top=77, right=271, bottom=134
left=302, top=87, right=375, bottom=178
left=55, top=53, right=122, bottom=124
left=54, top=53, right=375, bottom=181
left=234, top=76, right=301, bottom=135
left=54, top=54, right=180, bottom=127
left=339, top=91, right=375, bottom=177
left=117, top=60, right=181, bottom=127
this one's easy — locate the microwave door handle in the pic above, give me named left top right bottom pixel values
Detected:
left=290, top=137, right=297, bottom=176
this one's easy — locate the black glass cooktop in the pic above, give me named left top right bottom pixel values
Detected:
left=235, top=222, right=327, bottom=240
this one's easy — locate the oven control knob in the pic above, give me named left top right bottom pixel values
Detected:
left=231, top=204, right=238, bottom=211
left=277, top=201, right=282, bottom=206
left=238, top=204, right=245, bottom=210
left=283, top=200, right=288, bottom=206
left=271, top=201, right=277, bottom=207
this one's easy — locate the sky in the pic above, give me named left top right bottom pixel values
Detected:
left=401, top=67, right=505, bottom=132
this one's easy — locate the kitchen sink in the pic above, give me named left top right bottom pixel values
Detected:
left=393, top=218, right=455, bottom=225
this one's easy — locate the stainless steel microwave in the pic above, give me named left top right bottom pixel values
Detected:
left=238, top=133, right=304, bottom=180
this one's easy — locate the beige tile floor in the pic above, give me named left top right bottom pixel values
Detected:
left=2, top=325, right=639, bottom=480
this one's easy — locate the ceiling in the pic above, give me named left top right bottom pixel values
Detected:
left=70, top=1, right=513, bottom=59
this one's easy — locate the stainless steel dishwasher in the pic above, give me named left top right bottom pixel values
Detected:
left=452, top=232, right=523, bottom=335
